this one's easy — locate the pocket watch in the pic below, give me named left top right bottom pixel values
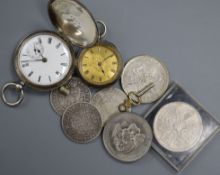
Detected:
left=2, top=0, right=100, bottom=106
left=1, top=31, right=75, bottom=106
left=77, top=21, right=123, bottom=86
left=49, top=0, right=123, bottom=86
left=2, top=0, right=122, bottom=106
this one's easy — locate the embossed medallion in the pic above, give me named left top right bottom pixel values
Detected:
left=153, top=102, right=203, bottom=152
left=91, top=87, right=130, bottom=125
left=103, top=112, right=153, bottom=162
left=61, top=103, right=102, bottom=144
left=121, top=55, right=169, bottom=103
left=50, top=78, right=91, bottom=116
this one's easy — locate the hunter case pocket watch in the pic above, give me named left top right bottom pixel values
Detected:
left=78, top=35, right=123, bottom=86
left=49, top=0, right=123, bottom=86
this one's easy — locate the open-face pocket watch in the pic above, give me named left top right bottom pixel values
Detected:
left=2, top=0, right=116, bottom=106
left=1, top=31, right=75, bottom=107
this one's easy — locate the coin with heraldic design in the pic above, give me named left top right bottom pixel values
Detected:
left=153, top=102, right=203, bottom=152
left=91, top=87, right=130, bottom=125
left=121, top=55, right=170, bottom=103
left=62, top=103, right=102, bottom=144
left=103, top=112, right=153, bottom=162
left=50, top=78, right=91, bottom=116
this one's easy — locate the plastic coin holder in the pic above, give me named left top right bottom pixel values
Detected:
left=144, top=82, right=220, bottom=171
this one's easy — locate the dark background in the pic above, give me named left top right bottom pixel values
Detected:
left=0, top=0, right=220, bottom=174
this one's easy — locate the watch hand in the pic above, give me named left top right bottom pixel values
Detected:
left=38, top=50, right=44, bottom=58
left=103, top=54, right=114, bottom=62
left=34, top=45, right=37, bottom=55
left=37, top=47, right=47, bottom=61
left=97, top=61, right=106, bottom=75
left=34, top=42, right=45, bottom=58
left=100, top=66, right=105, bottom=75
left=21, top=59, right=43, bottom=63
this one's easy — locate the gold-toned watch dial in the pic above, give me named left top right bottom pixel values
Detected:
left=79, top=45, right=121, bottom=85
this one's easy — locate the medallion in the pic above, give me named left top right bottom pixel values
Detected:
left=103, top=112, right=153, bottom=162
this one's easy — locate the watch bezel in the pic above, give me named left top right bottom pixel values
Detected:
left=78, top=41, right=123, bottom=86
left=14, top=31, right=75, bottom=91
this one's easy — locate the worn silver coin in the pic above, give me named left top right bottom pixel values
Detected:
left=62, top=103, right=102, bottom=144
left=103, top=112, right=153, bottom=162
left=91, top=87, right=130, bottom=125
left=50, top=77, right=91, bottom=116
left=153, top=102, right=203, bottom=152
left=121, top=55, right=170, bottom=103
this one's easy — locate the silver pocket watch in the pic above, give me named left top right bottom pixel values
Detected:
left=1, top=0, right=104, bottom=106
left=49, top=0, right=123, bottom=87
left=1, top=31, right=75, bottom=106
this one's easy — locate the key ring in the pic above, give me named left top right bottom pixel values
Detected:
left=96, top=20, right=107, bottom=40
left=128, top=92, right=141, bottom=105
left=1, top=82, right=24, bottom=107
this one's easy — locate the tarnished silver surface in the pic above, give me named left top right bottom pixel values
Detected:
left=121, top=55, right=170, bottom=103
left=50, top=78, right=91, bottom=116
left=153, top=102, right=203, bottom=152
left=91, top=88, right=130, bottom=125
left=103, top=112, right=153, bottom=162
left=62, top=103, right=102, bottom=144
left=48, top=0, right=98, bottom=48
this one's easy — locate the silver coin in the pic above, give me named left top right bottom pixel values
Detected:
left=103, top=112, right=153, bottom=162
left=62, top=103, right=102, bottom=144
left=121, top=55, right=170, bottom=103
left=153, top=102, right=203, bottom=152
left=50, top=77, right=91, bottom=116
left=91, top=87, right=130, bottom=126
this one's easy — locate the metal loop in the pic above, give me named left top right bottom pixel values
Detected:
left=119, top=99, right=132, bottom=112
left=59, top=86, right=70, bottom=96
left=96, top=20, right=107, bottom=39
left=118, top=103, right=127, bottom=112
left=128, top=92, right=141, bottom=105
left=1, top=82, right=24, bottom=107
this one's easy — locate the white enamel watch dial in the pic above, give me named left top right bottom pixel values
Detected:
left=15, top=31, right=74, bottom=90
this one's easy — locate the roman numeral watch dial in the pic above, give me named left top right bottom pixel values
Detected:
left=78, top=42, right=123, bottom=86
left=1, top=31, right=74, bottom=106
left=16, top=32, right=74, bottom=89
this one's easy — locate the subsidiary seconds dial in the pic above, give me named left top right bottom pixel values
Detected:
left=15, top=31, right=74, bottom=90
